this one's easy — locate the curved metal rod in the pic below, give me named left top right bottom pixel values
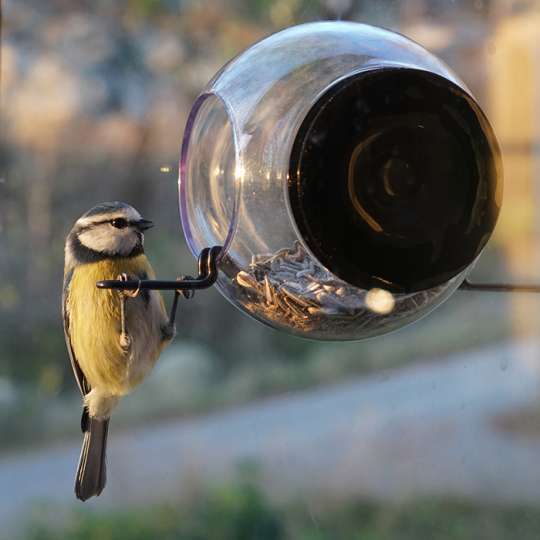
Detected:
left=459, top=279, right=540, bottom=293
left=96, top=246, right=223, bottom=292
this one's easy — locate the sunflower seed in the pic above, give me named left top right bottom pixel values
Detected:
left=236, top=271, right=260, bottom=291
left=264, top=275, right=273, bottom=304
left=281, top=286, right=316, bottom=308
left=306, top=282, right=321, bottom=293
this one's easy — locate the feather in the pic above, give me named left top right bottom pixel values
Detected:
left=63, top=268, right=89, bottom=397
left=75, top=416, right=109, bottom=501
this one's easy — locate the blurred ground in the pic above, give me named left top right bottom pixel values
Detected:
left=3, top=339, right=540, bottom=537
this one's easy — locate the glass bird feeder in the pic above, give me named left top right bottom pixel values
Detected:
left=178, top=21, right=502, bottom=341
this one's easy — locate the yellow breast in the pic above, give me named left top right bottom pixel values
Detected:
left=67, top=256, right=164, bottom=394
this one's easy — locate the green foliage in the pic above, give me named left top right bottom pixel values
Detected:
left=24, top=478, right=540, bottom=540
left=27, top=469, right=285, bottom=540
left=127, top=0, right=171, bottom=18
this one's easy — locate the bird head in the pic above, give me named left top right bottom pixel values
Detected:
left=66, top=202, right=154, bottom=264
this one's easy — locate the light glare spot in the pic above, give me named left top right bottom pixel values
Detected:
left=235, top=165, right=245, bottom=182
left=160, top=165, right=172, bottom=173
left=366, top=288, right=395, bottom=315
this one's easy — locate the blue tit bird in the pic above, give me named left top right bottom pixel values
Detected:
left=63, top=202, right=175, bottom=501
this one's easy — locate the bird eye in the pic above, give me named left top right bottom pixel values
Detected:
left=111, top=218, right=128, bottom=229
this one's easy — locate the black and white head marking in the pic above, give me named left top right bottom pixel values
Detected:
left=65, top=202, right=153, bottom=266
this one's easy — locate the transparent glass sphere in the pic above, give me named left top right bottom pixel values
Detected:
left=179, top=21, right=502, bottom=341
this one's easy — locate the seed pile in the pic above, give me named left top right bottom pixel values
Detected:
left=233, top=242, right=446, bottom=334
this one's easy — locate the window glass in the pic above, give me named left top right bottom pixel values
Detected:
left=2, top=1, right=540, bottom=538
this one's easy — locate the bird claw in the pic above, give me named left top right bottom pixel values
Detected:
left=118, top=273, right=141, bottom=298
left=177, top=276, right=195, bottom=299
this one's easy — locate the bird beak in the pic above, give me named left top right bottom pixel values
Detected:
left=136, top=219, right=154, bottom=231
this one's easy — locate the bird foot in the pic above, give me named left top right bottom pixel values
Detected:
left=117, top=274, right=135, bottom=351
left=177, top=275, right=195, bottom=300
left=165, top=276, right=195, bottom=332
left=118, top=273, right=141, bottom=298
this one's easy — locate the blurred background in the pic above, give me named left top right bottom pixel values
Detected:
left=2, top=0, right=540, bottom=538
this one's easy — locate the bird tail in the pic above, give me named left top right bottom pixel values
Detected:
left=75, top=413, right=109, bottom=501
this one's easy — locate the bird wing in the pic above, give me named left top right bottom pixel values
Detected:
left=63, top=268, right=90, bottom=397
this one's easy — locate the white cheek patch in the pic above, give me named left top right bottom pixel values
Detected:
left=78, top=225, right=138, bottom=256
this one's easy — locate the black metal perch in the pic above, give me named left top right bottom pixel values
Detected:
left=96, top=246, right=223, bottom=293
left=459, top=279, right=540, bottom=293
